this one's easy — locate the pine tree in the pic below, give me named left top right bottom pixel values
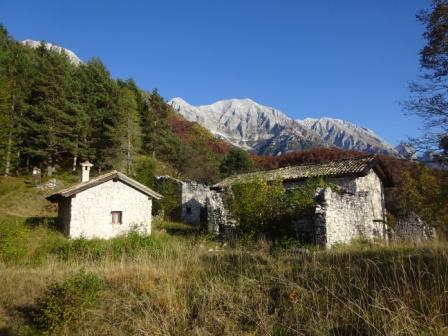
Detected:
left=22, top=43, right=74, bottom=175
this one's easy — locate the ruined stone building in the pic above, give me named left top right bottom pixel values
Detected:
left=154, top=176, right=210, bottom=226
left=210, top=155, right=395, bottom=247
left=47, top=162, right=162, bottom=239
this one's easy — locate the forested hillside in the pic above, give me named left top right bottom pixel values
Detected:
left=0, top=26, right=229, bottom=183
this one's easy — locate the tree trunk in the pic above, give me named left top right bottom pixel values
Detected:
left=4, top=96, right=15, bottom=176
left=73, top=155, right=78, bottom=172
left=47, top=155, right=53, bottom=177
left=4, top=127, right=12, bottom=176
left=127, top=120, right=132, bottom=174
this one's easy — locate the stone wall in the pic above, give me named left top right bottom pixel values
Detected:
left=68, top=180, right=152, bottom=239
left=316, top=187, right=385, bottom=247
left=206, top=191, right=237, bottom=237
left=181, top=181, right=211, bottom=225
left=155, top=176, right=213, bottom=226
left=313, top=170, right=388, bottom=247
left=393, top=212, right=437, bottom=242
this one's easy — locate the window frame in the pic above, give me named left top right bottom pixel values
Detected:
left=111, top=211, right=123, bottom=225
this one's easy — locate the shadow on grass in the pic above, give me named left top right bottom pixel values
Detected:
left=156, top=221, right=204, bottom=237
left=25, top=216, right=59, bottom=230
left=0, top=328, right=15, bottom=336
left=0, top=303, right=38, bottom=335
left=164, top=226, right=201, bottom=236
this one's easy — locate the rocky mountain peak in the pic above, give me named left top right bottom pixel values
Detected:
left=170, top=97, right=402, bottom=157
left=21, top=39, right=82, bottom=66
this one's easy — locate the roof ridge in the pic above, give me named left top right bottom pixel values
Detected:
left=47, top=170, right=162, bottom=201
left=213, top=154, right=390, bottom=188
left=278, top=154, right=375, bottom=169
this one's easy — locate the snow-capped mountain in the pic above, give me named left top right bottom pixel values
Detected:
left=169, top=97, right=401, bottom=157
left=169, top=97, right=329, bottom=155
left=395, top=142, right=417, bottom=160
left=299, top=118, right=400, bottom=157
left=21, top=39, right=82, bottom=66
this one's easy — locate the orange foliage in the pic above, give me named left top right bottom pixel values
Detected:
left=167, top=114, right=230, bottom=156
left=167, top=114, right=194, bottom=139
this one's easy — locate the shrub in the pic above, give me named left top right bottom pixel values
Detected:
left=51, top=238, right=109, bottom=262
left=32, top=271, right=106, bottom=333
left=228, top=177, right=331, bottom=239
left=110, top=231, right=163, bottom=257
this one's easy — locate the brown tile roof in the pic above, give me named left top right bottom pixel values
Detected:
left=214, top=155, right=394, bottom=188
left=47, top=170, right=162, bottom=202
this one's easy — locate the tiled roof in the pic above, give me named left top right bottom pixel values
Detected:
left=214, top=155, right=393, bottom=188
left=47, top=170, right=162, bottom=202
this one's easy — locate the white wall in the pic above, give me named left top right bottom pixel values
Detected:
left=322, top=170, right=387, bottom=247
left=68, top=180, right=152, bottom=239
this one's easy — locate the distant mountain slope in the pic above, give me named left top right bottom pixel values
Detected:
left=299, top=118, right=400, bottom=157
left=395, top=142, right=417, bottom=160
left=21, top=39, right=82, bottom=65
left=169, top=97, right=329, bottom=155
left=170, top=97, right=400, bottom=157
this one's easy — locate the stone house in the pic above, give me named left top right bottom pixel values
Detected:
left=210, top=155, right=394, bottom=247
left=47, top=162, right=162, bottom=239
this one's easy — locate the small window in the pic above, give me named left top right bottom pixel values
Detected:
left=111, top=211, right=122, bottom=224
left=186, top=207, right=192, bottom=215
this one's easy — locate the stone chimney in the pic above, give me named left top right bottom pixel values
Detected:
left=80, top=161, right=94, bottom=182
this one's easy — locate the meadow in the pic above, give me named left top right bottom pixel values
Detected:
left=0, top=176, right=447, bottom=335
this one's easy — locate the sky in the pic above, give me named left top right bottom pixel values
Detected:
left=0, top=0, right=430, bottom=146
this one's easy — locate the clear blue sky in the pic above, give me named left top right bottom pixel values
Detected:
left=0, top=0, right=429, bottom=146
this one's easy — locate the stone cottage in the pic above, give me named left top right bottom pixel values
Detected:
left=47, top=162, right=162, bottom=239
left=210, top=155, right=394, bottom=247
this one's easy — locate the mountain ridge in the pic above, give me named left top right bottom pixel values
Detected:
left=169, top=97, right=400, bottom=157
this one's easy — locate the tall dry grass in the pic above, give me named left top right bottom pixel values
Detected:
left=0, top=218, right=447, bottom=335
left=1, top=175, right=446, bottom=335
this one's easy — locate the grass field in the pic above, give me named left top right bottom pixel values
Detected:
left=0, top=176, right=447, bottom=335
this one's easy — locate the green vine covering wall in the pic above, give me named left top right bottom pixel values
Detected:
left=227, top=178, right=332, bottom=238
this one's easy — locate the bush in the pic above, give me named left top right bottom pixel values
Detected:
left=51, top=238, right=110, bottom=262
left=32, top=271, right=106, bottom=333
left=228, top=178, right=331, bottom=239
left=110, top=231, right=163, bottom=257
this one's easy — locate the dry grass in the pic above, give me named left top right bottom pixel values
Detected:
left=0, top=220, right=447, bottom=336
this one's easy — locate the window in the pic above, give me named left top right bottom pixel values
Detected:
left=111, top=211, right=122, bottom=224
left=186, top=206, right=192, bottom=215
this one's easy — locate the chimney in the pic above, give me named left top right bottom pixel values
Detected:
left=80, top=161, right=94, bottom=182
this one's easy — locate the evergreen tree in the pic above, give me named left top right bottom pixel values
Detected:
left=22, top=43, right=74, bottom=175
left=115, top=85, right=141, bottom=174
left=219, top=148, right=253, bottom=177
